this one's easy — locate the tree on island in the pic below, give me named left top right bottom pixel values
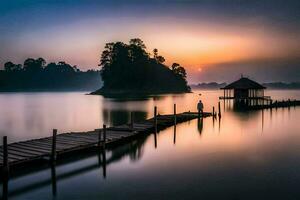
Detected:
left=94, top=38, right=190, bottom=94
left=171, top=63, right=187, bottom=79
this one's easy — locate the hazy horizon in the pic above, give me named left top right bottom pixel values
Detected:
left=1, top=0, right=300, bottom=83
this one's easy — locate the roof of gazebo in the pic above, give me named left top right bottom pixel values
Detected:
left=221, top=77, right=266, bottom=90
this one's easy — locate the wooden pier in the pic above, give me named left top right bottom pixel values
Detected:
left=0, top=108, right=211, bottom=176
left=246, top=99, right=300, bottom=110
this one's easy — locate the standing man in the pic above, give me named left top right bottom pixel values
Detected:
left=197, top=100, right=204, bottom=118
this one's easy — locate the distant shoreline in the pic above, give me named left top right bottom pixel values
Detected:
left=190, top=82, right=300, bottom=90
left=0, top=88, right=92, bottom=93
left=90, top=88, right=191, bottom=97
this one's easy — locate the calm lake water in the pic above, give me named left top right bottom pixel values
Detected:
left=1, top=90, right=300, bottom=200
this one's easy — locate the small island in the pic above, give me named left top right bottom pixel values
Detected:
left=91, top=38, right=191, bottom=95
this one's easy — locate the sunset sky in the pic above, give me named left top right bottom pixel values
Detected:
left=1, top=0, right=300, bottom=83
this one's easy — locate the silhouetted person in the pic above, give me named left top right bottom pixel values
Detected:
left=197, top=100, right=204, bottom=117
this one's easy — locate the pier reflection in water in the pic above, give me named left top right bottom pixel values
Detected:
left=1, top=90, right=300, bottom=199
left=1, top=132, right=149, bottom=199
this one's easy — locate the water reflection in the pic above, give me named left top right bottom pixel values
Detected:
left=102, top=109, right=147, bottom=127
left=173, top=125, right=176, bottom=145
left=1, top=134, right=149, bottom=199
left=99, top=150, right=106, bottom=179
left=197, top=117, right=203, bottom=135
left=154, top=132, right=157, bottom=149
left=1, top=90, right=300, bottom=199
left=2, top=177, right=8, bottom=200
left=51, top=164, right=56, bottom=197
left=261, top=109, right=264, bottom=133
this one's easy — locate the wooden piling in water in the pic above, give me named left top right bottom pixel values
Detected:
left=2, top=174, right=8, bottom=200
left=51, top=129, right=57, bottom=163
left=98, top=128, right=101, bottom=147
left=2, top=136, right=9, bottom=178
left=174, top=104, right=176, bottom=125
left=51, top=164, right=57, bottom=196
left=213, top=106, right=215, bottom=117
left=154, top=106, right=157, bottom=133
left=130, top=112, right=134, bottom=129
left=103, top=125, right=106, bottom=149
left=218, top=102, right=221, bottom=118
left=102, top=150, right=106, bottom=178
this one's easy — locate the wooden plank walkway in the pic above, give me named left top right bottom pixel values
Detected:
left=0, top=111, right=211, bottom=171
left=247, top=100, right=300, bottom=110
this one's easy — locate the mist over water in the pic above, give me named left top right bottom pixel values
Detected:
left=1, top=89, right=300, bottom=199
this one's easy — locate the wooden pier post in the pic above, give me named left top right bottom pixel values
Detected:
left=154, top=106, right=158, bottom=148
left=174, top=104, right=177, bottom=125
left=130, top=112, right=134, bottom=129
left=2, top=136, right=9, bottom=179
left=270, top=99, right=273, bottom=109
left=218, top=102, right=221, bottom=118
left=154, top=106, right=157, bottom=134
left=213, top=106, right=215, bottom=117
left=98, top=128, right=101, bottom=147
left=51, top=129, right=57, bottom=163
left=103, top=124, right=106, bottom=149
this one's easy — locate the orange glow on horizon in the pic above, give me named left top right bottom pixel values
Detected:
left=13, top=18, right=300, bottom=72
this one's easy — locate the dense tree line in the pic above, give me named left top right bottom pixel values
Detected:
left=4, top=58, right=80, bottom=73
left=0, top=58, right=101, bottom=91
left=93, top=38, right=190, bottom=94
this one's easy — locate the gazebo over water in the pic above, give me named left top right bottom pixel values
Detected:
left=220, top=77, right=270, bottom=106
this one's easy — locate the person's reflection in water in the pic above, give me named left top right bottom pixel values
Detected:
left=197, top=117, right=203, bottom=135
